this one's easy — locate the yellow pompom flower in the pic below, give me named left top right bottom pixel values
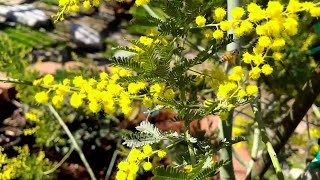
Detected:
left=310, top=7, right=320, bottom=17
left=69, top=4, right=80, bottom=12
left=135, top=0, right=150, bottom=6
left=115, top=170, right=127, bottom=180
left=240, top=20, right=253, bottom=33
left=247, top=3, right=260, bottom=12
left=139, top=36, right=153, bottom=46
left=63, top=78, right=70, bottom=86
left=143, top=96, right=153, bottom=108
left=258, top=36, right=271, bottom=48
left=229, top=66, right=244, bottom=81
left=128, top=83, right=140, bottom=94
left=246, top=84, right=258, bottom=95
left=214, top=8, right=226, bottom=22
left=59, top=0, right=69, bottom=6
left=128, top=148, right=143, bottom=163
left=273, top=52, right=284, bottom=61
left=284, top=18, right=298, bottom=36
left=301, top=2, right=314, bottom=12
left=103, top=103, right=116, bottom=115
left=129, top=163, right=139, bottom=174
left=271, top=38, right=286, bottom=50
left=70, top=93, right=83, bottom=108
left=73, top=76, right=86, bottom=87
left=33, top=79, right=42, bottom=86
left=35, top=91, right=49, bottom=104
left=143, top=144, right=153, bottom=157
left=242, top=52, right=253, bottom=64
left=184, top=165, right=193, bottom=172
left=287, top=0, right=301, bottom=13
left=195, top=15, right=206, bottom=27
left=89, top=101, right=101, bottom=113
left=43, top=74, right=54, bottom=85
left=234, top=27, right=245, bottom=37
left=261, top=64, right=273, bottom=75
left=150, top=83, right=164, bottom=96
left=118, top=161, right=129, bottom=171
left=220, top=21, right=232, bottom=31
left=83, top=0, right=91, bottom=9
left=52, top=95, right=64, bottom=108
left=99, top=72, right=109, bottom=80
left=266, top=1, right=284, bottom=18
left=212, top=29, right=224, bottom=39
left=248, top=4, right=266, bottom=22
left=25, top=112, right=40, bottom=122
left=249, top=67, right=261, bottom=80
left=231, top=7, right=245, bottom=20
left=157, top=150, right=167, bottom=158
left=237, top=89, right=247, bottom=98
left=252, top=54, right=264, bottom=66
left=143, top=162, right=153, bottom=171
left=217, top=82, right=237, bottom=98
left=92, top=0, right=100, bottom=7
left=164, top=89, right=175, bottom=99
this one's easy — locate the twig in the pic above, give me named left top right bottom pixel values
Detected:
left=251, top=101, right=284, bottom=180
left=234, top=109, right=255, bottom=119
left=48, top=104, right=97, bottom=180
left=105, top=139, right=121, bottom=180
left=306, top=115, right=311, bottom=163
left=232, top=147, right=249, bottom=168
left=44, top=146, right=75, bottom=175
left=0, top=77, right=32, bottom=85
left=245, top=123, right=260, bottom=179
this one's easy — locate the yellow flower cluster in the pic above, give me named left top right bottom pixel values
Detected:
left=33, top=69, right=175, bottom=116
left=116, top=144, right=167, bottom=180
left=0, top=146, right=50, bottom=180
left=184, top=164, right=193, bottom=173
left=214, top=66, right=258, bottom=102
left=55, top=0, right=151, bottom=21
left=197, top=1, right=320, bottom=99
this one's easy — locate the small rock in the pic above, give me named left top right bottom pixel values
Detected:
left=290, top=168, right=304, bottom=179
left=0, top=0, right=27, bottom=5
left=71, top=23, right=103, bottom=50
left=30, top=61, right=63, bottom=74
left=0, top=4, right=50, bottom=27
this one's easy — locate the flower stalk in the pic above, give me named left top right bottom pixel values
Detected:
left=48, top=104, right=97, bottom=180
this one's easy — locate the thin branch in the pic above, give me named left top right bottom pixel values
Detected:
left=306, top=115, right=311, bottom=164
left=0, top=77, right=32, bottom=85
left=43, top=146, right=75, bottom=175
left=251, top=101, right=284, bottom=180
left=105, top=139, right=121, bottom=180
left=48, top=104, right=97, bottom=180
left=234, top=109, right=255, bottom=119
left=245, top=123, right=260, bottom=179
left=232, top=147, right=249, bottom=168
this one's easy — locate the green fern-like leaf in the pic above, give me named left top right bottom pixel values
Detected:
left=193, top=167, right=217, bottom=180
left=152, top=166, right=188, bottom=180
left=111, top=57, right=143, bottom=72
left=116, top=75, right=166, bottom=84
